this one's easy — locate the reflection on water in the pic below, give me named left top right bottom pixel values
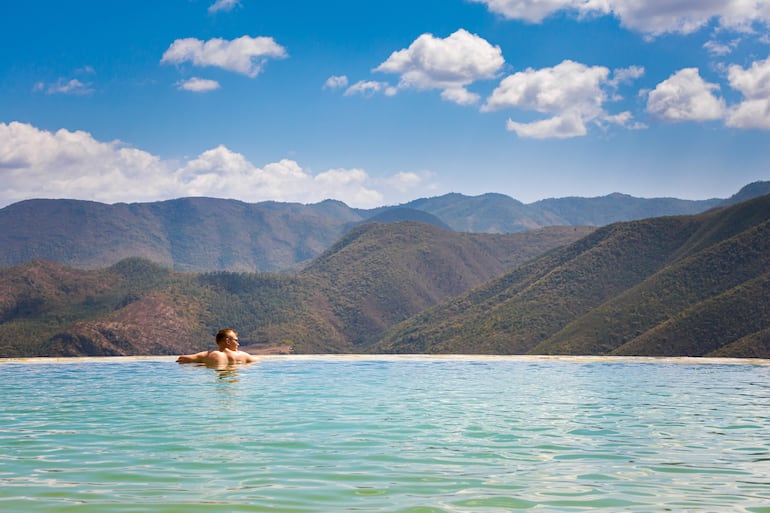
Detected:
left=208, top=364, right=242, bottom=383
left=0, top=356, right=769, bottom=513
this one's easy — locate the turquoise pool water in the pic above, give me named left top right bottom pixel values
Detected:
left=1, top=356, right=769, bottom=512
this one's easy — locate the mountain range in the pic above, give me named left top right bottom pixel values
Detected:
left=374, top=193, right=770, bottom=357
left=1, top=181, right=769, bottom=358
left=0, top=224, right=592, bottom=357
left=2, top=181, right=768, bottom=273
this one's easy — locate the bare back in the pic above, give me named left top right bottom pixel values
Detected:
left=204, top=348, right=258, bottom=365
left=177, top=347, right=259, bottom=366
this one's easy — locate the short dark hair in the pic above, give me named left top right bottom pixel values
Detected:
left=216, top=328, right=238, bottom=344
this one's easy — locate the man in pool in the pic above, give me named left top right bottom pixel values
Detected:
left=176, top=328, right=260, bottom=366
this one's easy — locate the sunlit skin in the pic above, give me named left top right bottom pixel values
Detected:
left=176, top=328, right=260, bottom=366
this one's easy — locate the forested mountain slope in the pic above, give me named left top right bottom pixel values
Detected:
left=374, top=194, right=770, bottom=357
left=302, top=222, right=594, bottom=346
left=0, top=222, right=591, bottom=356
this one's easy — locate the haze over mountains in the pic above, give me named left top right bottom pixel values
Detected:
left=3, top=181, right=767, bottom=273
left=1, top=181, right=769, bottom=358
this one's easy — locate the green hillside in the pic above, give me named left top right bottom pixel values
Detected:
left=0, top=258, right=341, bottom=357
left=301, top=222, right=594, bottom=347
left=0, top=222, right=590, bottom=357
left=3, top=193, right=769, bottom=358
left=533, top=210, right=770, bottom=356
left=374, top=195, right=770, bottom=357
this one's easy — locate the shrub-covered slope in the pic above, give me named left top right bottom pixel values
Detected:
left=1, top=222, right=591, bottom=356
left=374, top=195, right=770, bottom=357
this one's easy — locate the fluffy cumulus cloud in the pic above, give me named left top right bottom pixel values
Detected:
left=726, top=56, right=770, bottom=129
left=374, top=29, right=504, bottom=104
left=482, top=60, right=638, bottom=138
left=608, top=0, right=770, bottom=35
left=470, top=0, right=770, bottom=35
left=468, top=0, right=587, bottom=23
left=646, top=68, right=725, bottom=121
left=0, top=122, right=174, bottom=206
left=0, top=122, right=434, bottom=209
left=643, top=58, right=770, bottom=129
left=161, top=36, right=287, bottom=77
left=173, top=147, right=380, bottom=204
left=313, top=168, right=385, bottom=206
left=176, top=151, right=391, bottom=206
left=175, top=147, right=314, bottom=200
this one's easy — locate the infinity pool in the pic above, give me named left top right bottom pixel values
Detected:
left=1, top=356, right=769, bottom=512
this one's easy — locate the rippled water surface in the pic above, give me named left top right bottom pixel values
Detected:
left=1, top=356, right=770, bottom=512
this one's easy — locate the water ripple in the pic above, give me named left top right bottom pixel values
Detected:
left=1, top=357, right=769, bottom=512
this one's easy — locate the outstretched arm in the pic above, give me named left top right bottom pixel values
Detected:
left=176, top=351, right=209, bottom=364
left=244, top=353, right=261, bottom=363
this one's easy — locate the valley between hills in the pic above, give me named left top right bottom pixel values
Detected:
left=1, top=182, right=769, bottom=357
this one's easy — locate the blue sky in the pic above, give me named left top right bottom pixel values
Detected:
left=1, top=0, right=770, bottom=208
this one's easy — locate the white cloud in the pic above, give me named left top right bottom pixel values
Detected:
left=33, top=78, right=94, bottom=95
left=0, top=122, right=432, bottom=209
left=611, top=65, right=645, bottom=86
left=344, top=80, right=389, bottom=97
left=470, top=0, right=770, bottom=36
left=507, top=112, right=587, bottom=139
left=441, top=87, right=480, bottom=105
left=726, top=98, right=770, bottom=128
left=161, top=36, right=287, bottom=78
left=641, top=58, right=770, bottom=129
left=324, top=75, right=349, bottom=89
left=607, top=65, right=646, bottom=101
left=646, top=68, right=725, bottom=121
left=601, top=110, right=631, bottom=125
left=484, top=60, right=609, bottom=114
left=704, top=38, right=741, bottom=56
left=726, top=56, right=770, bottom=128
left=374, top=29, right=504, bottom=104
left=177, top=77, right=221, bottom=92
left=168, top=149, right=388, bottom=206
left=381, top=171, right=428, bottom=193
left=483, top=60, right=628, bottom=138
left=0, top=122, right=174, bottom=206
left=601, top=110, right=646, bottom=129
left=314, top=168, right=384, bottom=206
left=727, top=56, right=770, bottom=98
left=208, top=0, right=241, bottom=13
left=468, top=0, right=586, bottom=23
left=175, top=147, right=303, bottom=199
left=609, top=1, right=770, bottom=35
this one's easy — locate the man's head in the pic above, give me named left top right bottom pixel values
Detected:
left=215, top=328, right=239, bottom=350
